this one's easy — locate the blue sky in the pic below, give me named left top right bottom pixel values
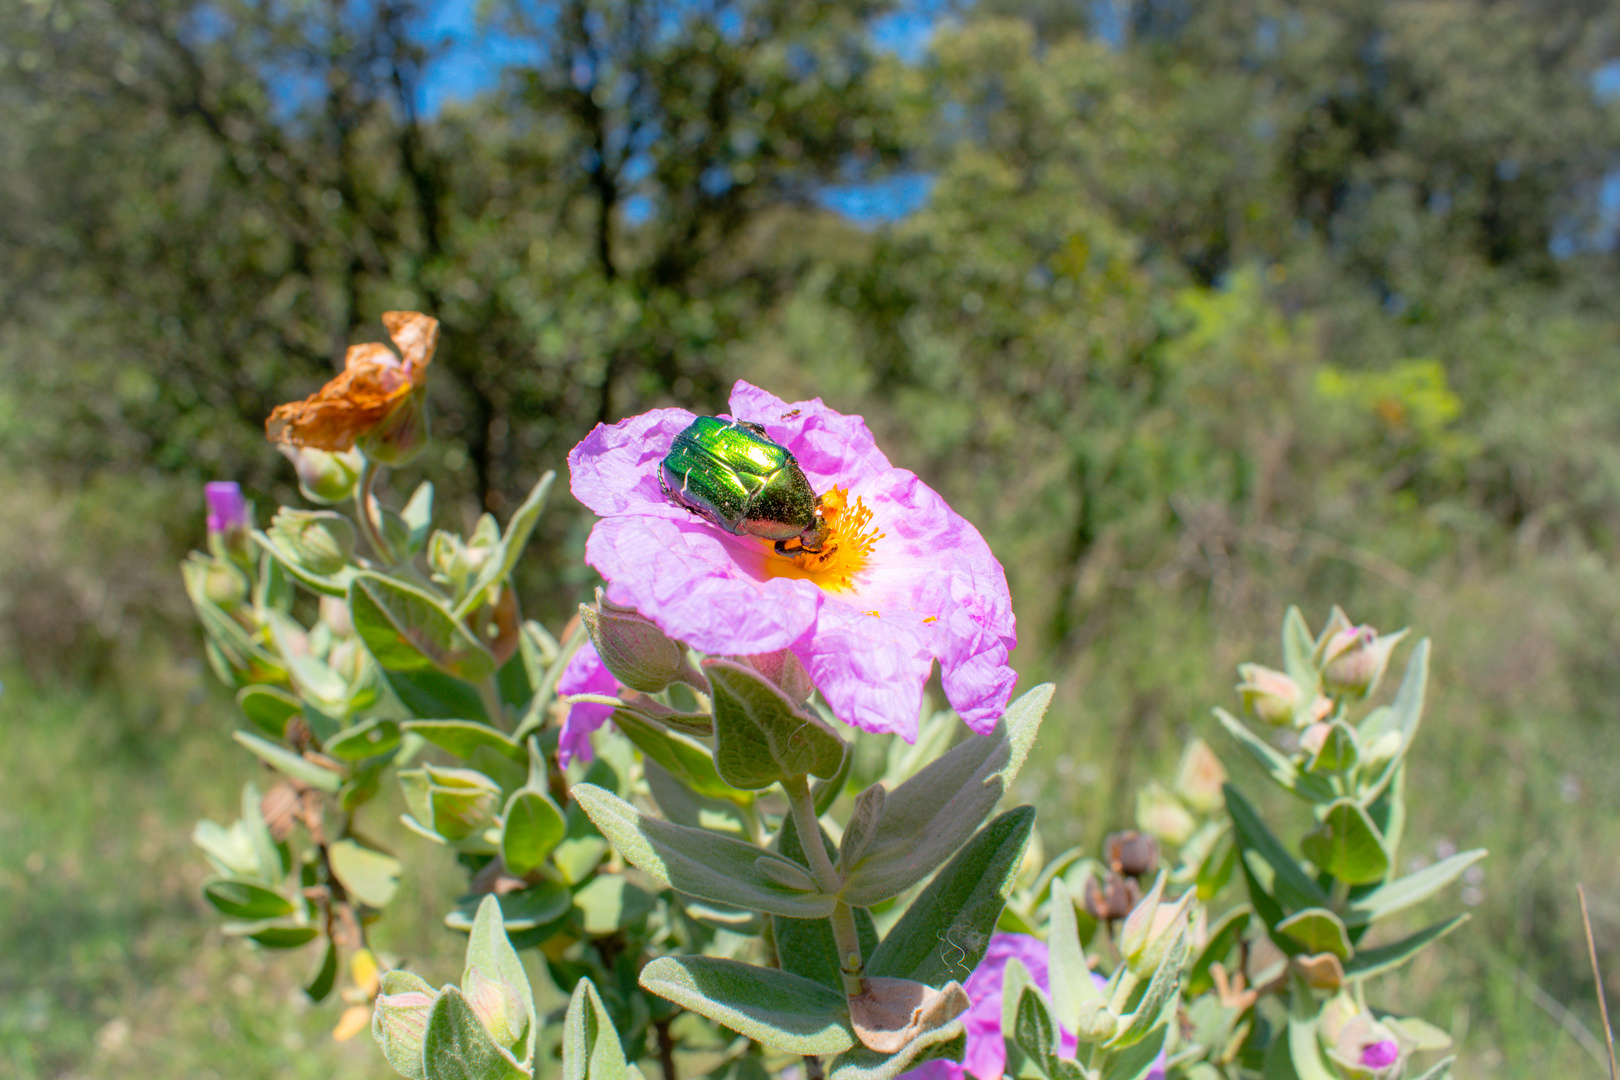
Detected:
left=409, top=1, right=939, bottom=226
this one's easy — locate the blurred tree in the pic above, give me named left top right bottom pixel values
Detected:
left=0, top=0, right=906, bottom=518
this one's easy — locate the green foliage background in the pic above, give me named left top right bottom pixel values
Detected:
left=4, top=0, right=1620, bottom=1074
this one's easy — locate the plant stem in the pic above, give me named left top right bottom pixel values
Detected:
left=783, top=775, right=865, bottom=996
left=480, top=675, right=506, bottom=730
left=655, top=1017, right=679, bottom=1080
left=355, top=458, right=390, bottom=563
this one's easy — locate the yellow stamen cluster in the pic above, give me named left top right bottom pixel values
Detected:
left=766, top=487, right=883, bottom=594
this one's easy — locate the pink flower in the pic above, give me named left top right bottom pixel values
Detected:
left=566, top=382, right=1016, bottom=740
left=556, top=642, right=617, bottom=767
left=205, top=482, right=248, bottom=535
left=901, top=934, right=1167, bottom=1080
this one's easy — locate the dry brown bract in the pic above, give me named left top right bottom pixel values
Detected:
left=265, top=311, right=438, bottom=450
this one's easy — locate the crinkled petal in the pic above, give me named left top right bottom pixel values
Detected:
left=727, top=382, right=893, bottom=490
left=585, top=515, right=822, bottom=656
left=938, top=606, right=1018, bottom=735
left=557, top=642, right=617, bottom=767
left=793, top=604, right=934, bottom=740
left=567, top=408, right=696, bottom=518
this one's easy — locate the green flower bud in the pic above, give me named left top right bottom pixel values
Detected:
left=1118, top=875, right=1192, bottom=976
left=580, top=592, right=707, bottom=693
left=269, top=508, right=357, bottom=576
left=1173, top=738, right=1228, bottom=814
left=1073, top=999, right=1119, bottom=1044
left=201, top=558, right=250, bottom=607
left=1136, top=782, right=1196, bottom=846
left=463, top=967, right=529, bottom=1052
left=1236, top=663, right=1306, bottom=726
left=359, top=385, right=429, bottom=467
left=371, top=971, right=436, bottom=1080
left=278, top=445, right=363, bottom=504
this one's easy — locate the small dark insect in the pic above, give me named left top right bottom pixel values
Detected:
left=779, top=409, right=801, bottom=420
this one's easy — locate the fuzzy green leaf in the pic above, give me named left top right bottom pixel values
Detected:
left=1224, top=785, right=1329, bottom=913
left=1342, top=915, right=1468, bottom=980
left=328, top=839, right=401, bottom=908
left=464, top=894, right=536, bottom=1067
left=705, top=659, right=845, bottom=789
left=404, top=720, right=525, bottom=764
left=421, top=985, right=527, bottom=1080
left=203, top=878, right=295, bottom=920
left=1213, top=709, right=1334, bottom=803
left=639, top=956, right=854, bottom=1056
left=350, top=572, right=495, bottom=681
left=571, top=783, right=834, bottom=917
left=232, top=730, right=343, bottom=792
left=1275, top=908, right=1352, bottom=959
left=562, top=977, right=628, bottom=1080
left=236, top=685, right=302, bottom=739
left=500, top=788, right=566, bottom=876
left=868, top=808, right=1035, bottom=989
left=1345, top=850, right=1485, bottom=926
left=1300, top=800, right=1390, bottom=886
left=843, top=685, right=1051, bottom=907
left=325, top=717, right=403, bottom=761
left=444, top=885, right=571, bottom=932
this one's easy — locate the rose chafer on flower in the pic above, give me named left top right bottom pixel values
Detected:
left=567, top=382, right=1017, bottom=739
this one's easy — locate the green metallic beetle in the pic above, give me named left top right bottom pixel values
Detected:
left=659, top=416, right=830, bottom=555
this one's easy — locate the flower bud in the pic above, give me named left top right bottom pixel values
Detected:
left=202, top=558, right=250, bottom=607
left=269, top=509, right=357, bottom=576
left=205, top=482, right=253, bottom=564
left=463, top=967, right=529, bottom=1052
left=580, top=592, right=706, bottom=693
left=1072, top=999, right=1118, bottom=1044
left=1319, top=994, right=1406, bottom=1078
left=321, top=595, right=354, bottom=637
left=359, top=386, right=429, bottom=467
left=1299, top=722, right=1332, bottom=759
left=278, top=444, right=363, bottom=504
left=1321, top=625, right=1407, bottom=699
left=1173, top=738, right=1227, bottom=814
left=1236, top=664, right=1306, bottom=726
left=1136, top=782, right=1196, bottom=846
left=371, top=971, right=436, bottom=1080
left=1118, top=877, right=1192, bottom=976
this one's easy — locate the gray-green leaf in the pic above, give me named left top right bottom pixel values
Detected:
left=842, top=685, right=1051, bottom=907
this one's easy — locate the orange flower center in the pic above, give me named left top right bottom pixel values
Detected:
left=764, top=487, right=883, bottom=594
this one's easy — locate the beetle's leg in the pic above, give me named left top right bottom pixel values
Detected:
left=774, top=538, right=801, bottom=557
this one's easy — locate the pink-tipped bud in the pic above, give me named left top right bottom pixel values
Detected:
left=1321, top=625, right=1407, bottom=699
left=205, top=482, right=253, bottom=563
left=463, top=967, right=529, bottom=1052
left=278, top=444, right=362, bottom=504
left=371, top=972, right=436, bottom=1080
left=1236, top=663, right=1305, bottom=726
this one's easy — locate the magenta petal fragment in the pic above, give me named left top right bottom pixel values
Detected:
left=556, top=642, right=617, bottom=767
left=1360, top=1040, right=1400, bottom=1069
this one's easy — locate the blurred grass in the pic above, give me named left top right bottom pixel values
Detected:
left=0, top=667, right=471, bottom=1079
